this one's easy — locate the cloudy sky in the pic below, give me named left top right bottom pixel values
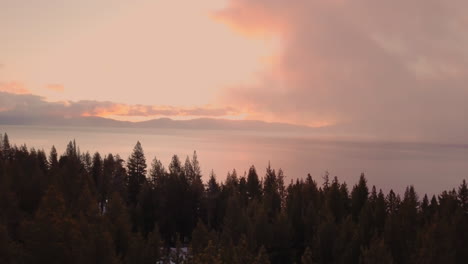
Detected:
left=1, top=0, right=468, bottom=142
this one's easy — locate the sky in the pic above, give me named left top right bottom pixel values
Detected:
left=2, top=0, right=468, bottom=142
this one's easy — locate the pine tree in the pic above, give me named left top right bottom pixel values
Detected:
left=92, top=152, right=103, bottom=188
left=247, top=166, right=262, bottom=201
left=263, top=163, right=281, bottom=219
left=111, top=154, right=127, bottom=197
left=374, top=189, right=387, bottom=234
left=191, top=221, right=210, bottom=256
left=192, top=151, right=202, bottom=181
left=206, top=170, right=221, bottom=229
left=82, top=151, right=93, bottom=176
left=127, top=141, right=147, bottom=205
left=225, top=169, right=239, bottom=190
left=106, top=192, right=131, bottom=259
left=0, top=133, right=3, bottom=158
left=168, top=155, right=183, bottom=177
left=421, top=194, right=431, bottom=224
left=194, top=240, right=222, bottom=264
left=65, top=140, right=78, bottom=158
left=351, top=173, right=369, bottom=220
left=21, top=186, right=78, bottom=264
left=207, top=170, right=220, bottom=195
left=145, top=225, right=163, bottom=263
left=458, top=179, right=468, bottom=213
left=49, top=145, right=59, bottom=169
left=386, top=190, right=400, bottom=215
left=322, top=171, right=330, bottom=191
left=2, top=133, right=11, bottom=160
left=184, top=156, right=194, bottom=183
left=360, top=236, right=393, bottom=264
left=149, top=156, right=166, bottom=186
left=277, top=168, right=286, bottom=208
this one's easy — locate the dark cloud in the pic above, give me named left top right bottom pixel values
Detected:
left=218, top=0, right=468, bottom=142
left=0, top=91, right=240, bottom=119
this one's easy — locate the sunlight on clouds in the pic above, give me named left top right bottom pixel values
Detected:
left=7, top=0, right=279, bottom=108
left=0, top=81, right=30, bottom=94
left=1, top=0, right=284, bottom=124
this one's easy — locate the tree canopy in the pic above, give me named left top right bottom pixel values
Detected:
left=0, top=132, right=467, bottom=263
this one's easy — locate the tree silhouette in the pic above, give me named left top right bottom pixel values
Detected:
left=247, top=165, right=262, bottom=201
left=0, top=135, right=466, bottom=263
left=127, top=141, right=147, bottom=205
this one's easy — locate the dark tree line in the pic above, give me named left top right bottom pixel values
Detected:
left=0, top=133, right=467, bottom=264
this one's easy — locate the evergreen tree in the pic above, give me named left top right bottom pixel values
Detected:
left=106, top=192, right=131, bottom=259
left=263, top=163, right=281, bottom=219
left=65, top=140, right=78, bottom=158
left=194, top=240, right=222, bottom=264
left=247, top=165, right=262, bottom=201
left=206, top=170, right=221, bottom=229
left=49, top=145, right=59, bottom=169
left=386, top=190, right=400, bottom=215
left=111, top=154, right=127, bottom=198
left=149, top=156, right=166, bottom=186
left=191, top=221, right=210, bottom=256
left=168, top=155, right=183, bottom=177
left=2, top=133, right=11, bottom=160
left=127, top=141, right=147, bottom=205
left=145, top=225, right=163, bottom=263
left=0, top=133, right=3, bottom=158
left=458, top=179, right=468, bottom=213
left=192, top=151, right=202, bottom=181
left=374, top=189, right=387, bottom=234
left=225, top=169, right=239, bottom=190
left=184, top=156, right=194, bottom=183
left=360, top=236, right=393, bottom=264
left=21, top=186, right=79, bottom=264
left=0, top=133, right=467, bottom=263
left=351, top=173, right=369, bottom=221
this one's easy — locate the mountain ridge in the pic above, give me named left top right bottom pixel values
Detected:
left=0, top=115, right=316, bottom=132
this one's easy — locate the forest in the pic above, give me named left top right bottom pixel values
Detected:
left=0, top=133, right=467, bottom=264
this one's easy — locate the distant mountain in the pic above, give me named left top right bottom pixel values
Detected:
left=0, top=115, right=130, bottom=127
left=135, top=117, right=312, bottom=131
left=0, top=114, right=315, bottom=132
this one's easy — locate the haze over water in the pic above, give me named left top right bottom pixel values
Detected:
left=4, top=125, right=468, bottom=196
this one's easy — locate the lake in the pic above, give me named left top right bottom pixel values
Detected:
left=2, top=125, right=468, bottom=195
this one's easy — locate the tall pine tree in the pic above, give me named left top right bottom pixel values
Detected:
left=127, top=142, right=147, bottom=205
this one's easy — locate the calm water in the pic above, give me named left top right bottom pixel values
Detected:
left=2, top=125, right=468, bottom=195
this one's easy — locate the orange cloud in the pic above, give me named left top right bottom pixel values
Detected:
left=0, top=81, right=30, bottom=94
left=0, top=90, right=245, bottom=120
left=81, top=103, right=242, bottom=120
left=212, top=2, right=284, bottom=37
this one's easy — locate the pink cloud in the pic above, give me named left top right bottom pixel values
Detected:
left=0, top=81, right=30, bottom=94
left=216, top=0, right=468, bottom=141
left=0, top=90, right=244, bottom=120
